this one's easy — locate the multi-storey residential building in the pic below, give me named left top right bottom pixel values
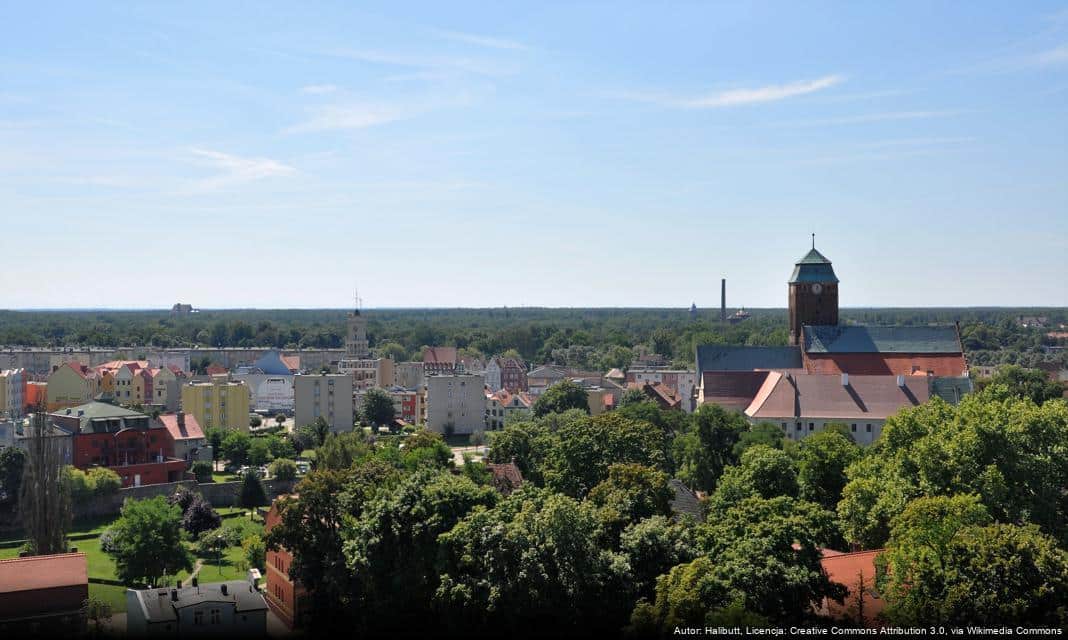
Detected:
left=293, top=373, right=354, bottom=433
left=50, top=402, right=189, bottom=487
left=126, top=579, right=268, bottom=635
left=46, top=363, right=98, bottom=411
left=338, top=357, right=394, bottom=390
left=484, top=357, right=528, bottom=393
left=484, top=389, right=532, bottom=430
left=0, top=368, right=26, bottom=419
left=181, top=375, right=250, bottom=431
left=392, top=362, right=425, bottom=390
left=426, top=373, right=485, bottom=435
left=149, top=366, right=185, bottom=411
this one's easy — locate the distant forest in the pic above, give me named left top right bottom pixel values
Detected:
left=0, top=307, right=1065, bottom=370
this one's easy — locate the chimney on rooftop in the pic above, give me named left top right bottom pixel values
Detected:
left=220, top=584, right=228, bottom=596
left=170, top=589, right=178, bottom=602
left=176, top=411, right=184, bottom=427
left=896, top=374, right=905, bottom=388
left=721, top=279, right=727, bottom=322
left=841, top=373, right=849, bottom=387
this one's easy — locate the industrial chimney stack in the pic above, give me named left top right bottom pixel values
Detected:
left=721, top=279, right=726, bottom=322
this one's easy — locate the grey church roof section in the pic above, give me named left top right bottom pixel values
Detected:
left=788, top=248, right=839, bottom=284
left=929, top=376, right=974, bottom=404
left=803, top=325, right=962, bottom=354
left=696, top=345, right=803, bottom=373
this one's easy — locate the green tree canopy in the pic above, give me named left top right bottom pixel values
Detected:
left=706, top=445, right=799, bottom=514
left=879, top=510, right=1068, bottom=626
left=796, top=428, right=862, bottom=511
left=984, top=364, right=1064, bottom=404
left=360, top=387, right=395, bottom=427
left=437, top=486, right=633, bottom=635
left=837, top=390, right=1068, bottom=548
left=673, top=403, right=749, bottom=493
left=106, top=496, right=192, bottom=586
left=532, top=379, right=591, bottom=417
left=588, top=463, right=673, bottom=543
left=221, top=429, right=251, bottom=466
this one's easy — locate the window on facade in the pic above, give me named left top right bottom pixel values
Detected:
left=808, top=423, right=814, bottom=430
left=194, top=611, right=204, bottom=625
left=210, top=608, right=220, bottom=624
left=866, top=424, right=872, bottom=433
left=851, top=424, right=857, bottom=432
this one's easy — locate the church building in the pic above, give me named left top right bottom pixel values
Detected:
left=694, top=241, right=971, bottom=441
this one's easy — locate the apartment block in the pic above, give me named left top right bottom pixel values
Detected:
left=181, top=374, right=250, bottom=431
left=294, top=373, right=354, bottom=433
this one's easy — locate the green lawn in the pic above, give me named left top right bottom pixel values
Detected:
left=0, top=510, right=265, bottom=616
left=89, top=583, right=128, bottom=613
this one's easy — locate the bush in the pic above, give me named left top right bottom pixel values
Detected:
left=182, top=495, right=222, bottom=537
left=67, top=467, right=93, bottom=502
left=250, top=415, right=262, bottom=428
left=86, top=468, right=121, bottom=495
left=168, top=485, right=197, bottom=512
left=242, top=535, right=265, bottom=571
left=192, top=461, right=213, bottom=483
left=269, top=458, right=298, bottom=482
left=99, top=529, right=117, bottom=554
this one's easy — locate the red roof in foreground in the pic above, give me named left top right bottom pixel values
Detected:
left=0, top=553, right=88, bottom=593
left=158, top=412, right=205, bottom=441
left=818, top=549, right=885, bottom=626
left=205, top=363, right=228, bottom=375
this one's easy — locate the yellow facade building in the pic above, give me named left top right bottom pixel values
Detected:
left=181, top=374, right=250, bottom=431
left=46, top=363, right=98, bottom=411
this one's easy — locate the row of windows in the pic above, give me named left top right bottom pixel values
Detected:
left=780, top=422, right=874, bottom=433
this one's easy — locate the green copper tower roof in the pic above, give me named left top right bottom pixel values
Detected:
left=789, top=239, right=839, bottom=284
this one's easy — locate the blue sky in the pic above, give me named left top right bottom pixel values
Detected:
left=2, top=1, right=1066, bottom=309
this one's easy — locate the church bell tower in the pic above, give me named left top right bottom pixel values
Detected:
left=788, top=235, right=839, bottom=345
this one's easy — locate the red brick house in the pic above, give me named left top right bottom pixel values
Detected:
left=264, top=497, right=310, bottom=629
left=0, top=552, right=88, bottom=634
left=50, top=401, right=188, bottom=487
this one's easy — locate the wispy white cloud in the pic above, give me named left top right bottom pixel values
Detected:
left=301, top=84, right=339, bottom=94
left=285, top=103, right=411, bottom=133
left=1032, top=44, right=1068, bottom=65
left=773, top=110, right=961, bottom=127
left=325, top=48, right=515, bottom=77
left=188, top=148, right=296, bottom=189
left=620, top=74, right=845, bottom=109
left=431, top=28, right=528, bottom=51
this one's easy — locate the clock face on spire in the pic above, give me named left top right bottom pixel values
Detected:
left=811, top=283, right=823, bottom=295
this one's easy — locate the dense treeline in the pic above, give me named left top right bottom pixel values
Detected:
left=1, top=307, right=1065, bottom=369
left=266, top=380, right=1068, bottom=634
